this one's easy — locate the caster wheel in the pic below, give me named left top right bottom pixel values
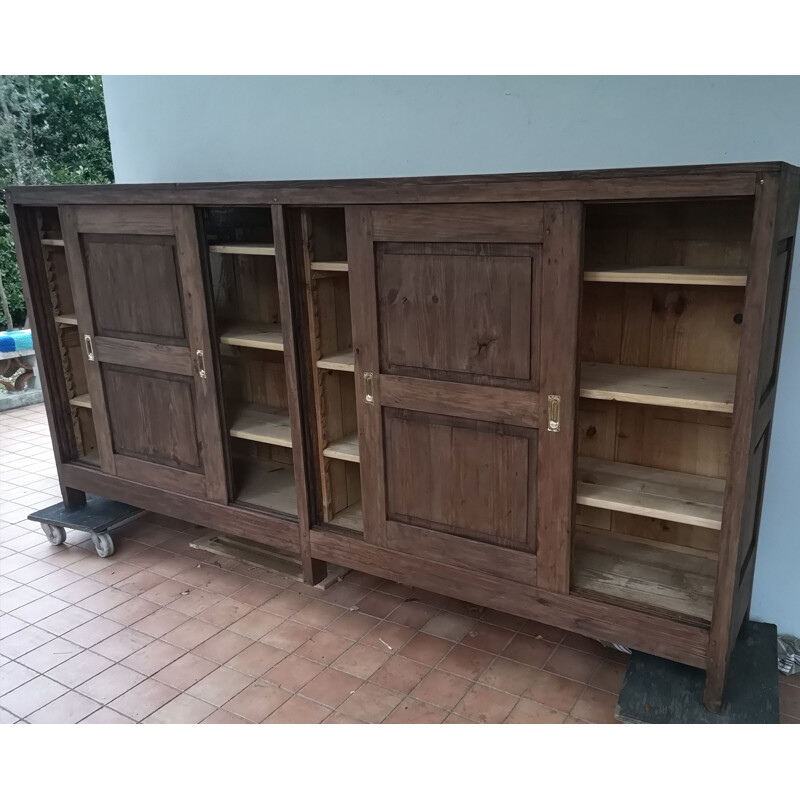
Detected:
left=42, top=522, right=67, bottom=546
left=92, top=533, right=115, bottom=558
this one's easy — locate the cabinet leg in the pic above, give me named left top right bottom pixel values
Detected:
left=303, top=557, right=328, bottom=586
left=62, top=486, right=86, bottom=510
left=702, top=662, right=727, bottom=712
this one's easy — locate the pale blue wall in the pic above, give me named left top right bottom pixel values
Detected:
left=102, top=75, right=800, bottom=636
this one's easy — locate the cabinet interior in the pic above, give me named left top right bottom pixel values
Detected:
left=300, top=208, right=363, bottom=532
left=37, top=207, right=99, bottom=466
left=203, top=207, right=297, bottom=517
left=571, top=198, right=754, bottom=623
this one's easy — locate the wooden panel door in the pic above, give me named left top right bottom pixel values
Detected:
left=61, top=205, right=227, bottom=502
left=347, top=203, right=583, bottom=591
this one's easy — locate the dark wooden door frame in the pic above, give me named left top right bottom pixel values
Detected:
left=60, top=204, right=228, bottom=503
left=346, top=202, right=583, bottom=593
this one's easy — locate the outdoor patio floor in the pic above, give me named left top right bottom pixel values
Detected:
left=2, top=403, right=798, bottom=724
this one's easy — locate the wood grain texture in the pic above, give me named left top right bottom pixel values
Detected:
left=376, top=243, right=536, bottom=387
left=310, top=527, right=710, bottom=669
left=576, top=457, right=724, bottom=529
left=8, top=163, right=767, bottom=207
left=580, top=363, right=736, bottom=412
left=371, top=203, right=544, bottom=242
left=705, top=168, right=800, bottom=710
left=573, top=531, right=716, bottom=623
left=380, top=374, right=538, bottom=427
left=536, top=202, right=583, bottom=593
left=584, top=265, right=747, bottom=286
left=62, top=462, right=300, bottom=554
left=93, top=337, right=193, bottom=375
left=272, top=205, right=323, bottom=582
left=346, top=206, right=386, bottom=546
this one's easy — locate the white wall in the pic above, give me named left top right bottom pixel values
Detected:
left=102, top=75, right=800, bottom=636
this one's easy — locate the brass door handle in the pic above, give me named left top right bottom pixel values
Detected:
left=547, top=394, right=561, bottom=432
left=364, top=372, right=374, bottom=404
left=196, top=349, right=207, bottom=379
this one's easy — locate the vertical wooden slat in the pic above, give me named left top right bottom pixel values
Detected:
left=704, top=171, right=792, bottom=710
left=345, top=206, right=387, bottom=547
left=536, top=201, right=584, bottom=593
left=273, top=205, right=326, bottom=584
left=172, top=206, right=228, bottom=505
left=60, top=205, right=116, bottom=474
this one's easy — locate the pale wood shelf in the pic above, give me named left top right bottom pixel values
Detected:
left=233, top=457, right=297, bottom=516
left=316, top=349, right=355, bottom=372
left=331, top=501, right=364, bottom=532
left=572, top=531, right=716, bottom=623
left=209, top=243, right=276, bottom=256
left=228, top=403, right=292, bottom=448
left=584, top=265, right=747, bottom=286
left=580, top=362, right=736, bottom=413
left=219, top=321, right=284, bottom=351
left=55, top=314, right=78, bottom=326
left=69, top=393, right=92, bottom=409
left=41, top=238, right=65, bottom=247
left=311, top=261, right=349, bottom=273
left=576, top=457, right=724, bottom=530
left=323, top=433, right=360, bottom=463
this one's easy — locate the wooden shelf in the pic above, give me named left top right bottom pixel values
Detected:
left=576, top=457, right=724, bottom=530
left=331, top=501, right=364, bottom=532
left=311, top=261, right=349, bottom=273
left=218, top=321, right=284, bottom=351
left=228, top=403, right=292, bottom=448
left=233, top=457, right=297, bottom=517
left=572, top=531, right=716, bottom=623
left=55, top=314, right=78, bottom=326
left=209, top=243, right=276, bottom=256
left=41, top=238, right=65, bottom=247
left=584, top=266, right=747, bottom=286
left=78, top=450, right=101, bottom=468
left=69, top=393, right=92, bottom=410
left=580, top=363, right=735, bottom=413
left=323, top=433, right=360, bottom=463
left=316, top=350, right=355, bottom=372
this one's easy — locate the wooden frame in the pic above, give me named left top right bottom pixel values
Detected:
left=8, top=161, right=799, bottom=713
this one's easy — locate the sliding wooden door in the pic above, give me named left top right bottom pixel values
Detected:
left=61, top=205, right=227, bottom=502
left=347, top=203, right=582, bottom=592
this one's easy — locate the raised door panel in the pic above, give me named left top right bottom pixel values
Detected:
left=61, top=205, right=227, bottom=502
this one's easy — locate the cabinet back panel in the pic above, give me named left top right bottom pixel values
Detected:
left=584, top=199, right=753, bottom=269
left=82, top=234, right=187, bottom=344
left=578, top=399, right=732, bottom=480
left=383, top=408, right=536, bottom=550
left=210, top=253, right=281, bottom=325
left=377, top=243, right=537, bottom=386
left=315, top=274, right=353, bottom=357
left=307, top=208, right=348, bottom=262
left=221, top=350, right=288, bottom=409
left=581, top=283, right=744, bottom=374
left=104, top=365, right=202, bottom=471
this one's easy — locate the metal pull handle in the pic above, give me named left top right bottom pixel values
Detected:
left=547, top=394, right=561, bottom=433
left=364, top=372, right=374, bottom=404
left=196, top=349, right=207, bottom=379
left=84, top=334, right=94, bottom=362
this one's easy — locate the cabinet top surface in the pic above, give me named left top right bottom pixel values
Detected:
left=7, top=161, right=798, bottom=207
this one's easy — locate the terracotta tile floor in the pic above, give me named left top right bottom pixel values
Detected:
left=2, top=403, right=798, bottom=724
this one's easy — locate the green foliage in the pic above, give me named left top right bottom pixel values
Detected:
left=0, top=75, right=113, bottom=328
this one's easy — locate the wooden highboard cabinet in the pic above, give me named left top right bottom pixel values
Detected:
left=8, top=162, right=799, bottom=711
